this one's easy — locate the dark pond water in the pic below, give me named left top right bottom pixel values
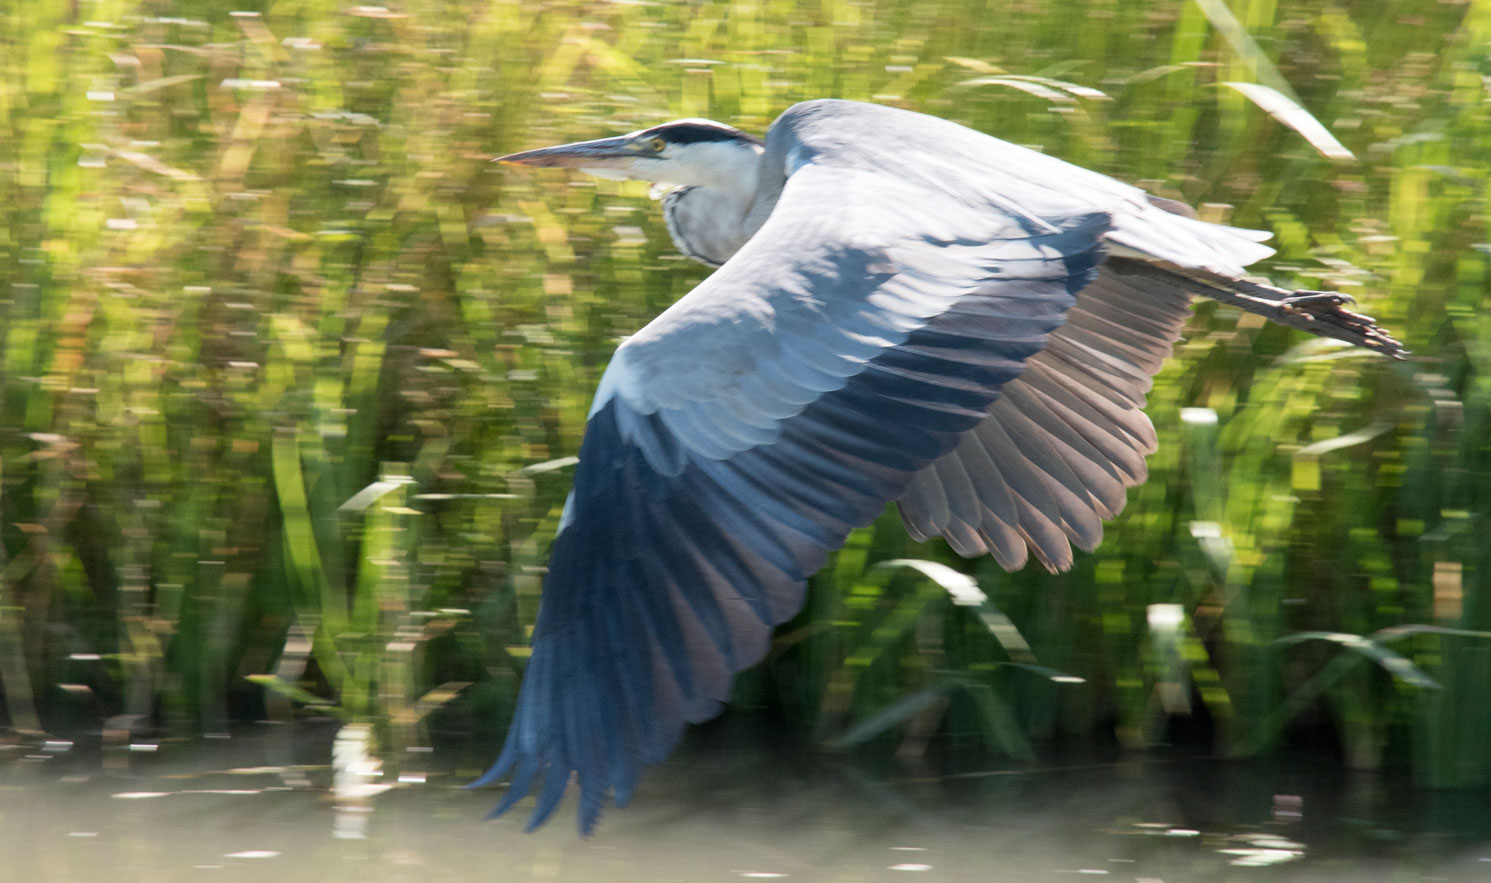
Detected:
left=4, top=728, right=1488, bottom=882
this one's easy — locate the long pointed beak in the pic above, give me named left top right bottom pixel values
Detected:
left=494, top=135, right=642, bottom=169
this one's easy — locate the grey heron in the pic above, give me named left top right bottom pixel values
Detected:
left=478, top=99, right=1403, bottom=833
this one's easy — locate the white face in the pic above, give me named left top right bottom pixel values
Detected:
left=618, top=138, right=764, bottom=189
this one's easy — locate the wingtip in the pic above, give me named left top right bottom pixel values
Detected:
left=483, top=771, right=529, bottom=820
left=467, top=735, right=520, bottom=790
left=466, top=761, right=510, bottom=790
left=573, top=804, right=603, bottom=837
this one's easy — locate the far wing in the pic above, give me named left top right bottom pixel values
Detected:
left=898, top=260, right=1194, bottom=570
left=473, top=117, right=1110, bottom=832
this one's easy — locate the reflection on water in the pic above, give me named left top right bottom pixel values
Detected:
left=3, top=730, right=1488, bottom=882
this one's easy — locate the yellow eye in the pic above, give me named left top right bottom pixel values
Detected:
left=649, top=137, right=666, bottom=152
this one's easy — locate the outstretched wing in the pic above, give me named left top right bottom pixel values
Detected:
left=897, top=259, right=1196, bottom=570
left=473, top=101, right=1118, bottom=832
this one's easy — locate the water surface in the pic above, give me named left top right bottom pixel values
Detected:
left=5, top=734, right=1488, bottom=882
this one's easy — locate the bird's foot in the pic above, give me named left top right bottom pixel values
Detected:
left=1276, top=289, right=1407, bottom=359
left=1105, top=258, right=1408, bottom=360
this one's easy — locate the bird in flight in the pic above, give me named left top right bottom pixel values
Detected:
left=479, top=99, right=1403, bottom=833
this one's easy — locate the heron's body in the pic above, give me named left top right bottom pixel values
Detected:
left=481, top=100, right=1401, bottom=833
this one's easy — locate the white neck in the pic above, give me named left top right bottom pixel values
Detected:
left=654, top=142, right=765, bottom=266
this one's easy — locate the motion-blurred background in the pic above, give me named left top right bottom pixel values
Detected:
left=1, top=0, right=1488, bottom=874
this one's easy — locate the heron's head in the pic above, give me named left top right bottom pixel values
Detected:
left=496, top=119, right=764, bottom=189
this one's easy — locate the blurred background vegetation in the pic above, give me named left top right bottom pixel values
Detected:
left=1, top=0, right=1488, bottom=795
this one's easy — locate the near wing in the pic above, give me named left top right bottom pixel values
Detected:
left=472, top=107, right=1116, bottom=832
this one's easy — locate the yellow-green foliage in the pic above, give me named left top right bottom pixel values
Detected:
left=0, top=0, right=1487, bottom=783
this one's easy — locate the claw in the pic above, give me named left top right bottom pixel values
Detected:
left=1266, top=293, right=1408, bottom=360
left=1283, top=290, right=1357, bottom=308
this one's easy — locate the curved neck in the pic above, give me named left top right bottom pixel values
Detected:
left=657, top=144, right=770, bottom=267
left=663, top=185, right=757, bottom=267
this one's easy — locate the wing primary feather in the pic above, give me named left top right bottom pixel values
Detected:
left=996, top=384, right=1127, bottom=518
left=899, top=466, right=950, bottom=540
left=635, top=507, right=737, bottom=682
left=703, top=456, right=858, bottom=544
left=971, top=413, right=1062, bottom=529
left=618, top=556, right=700, bottom=706
left=933, top=449, right=984, bottom=541
left=988, top=401, right=1106, bottom=551
left=979, top=512, right=1029, bottom=571
left=665, top=512, right=787, bottom=630
left=529, top=751, right=574, bottom=832
left=485, top=752, right=540, bottom=819
left=1024, top=359, right=1159, bottom=458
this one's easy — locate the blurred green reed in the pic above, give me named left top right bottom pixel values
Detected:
left=0, top=0, right=1487, bottom=788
